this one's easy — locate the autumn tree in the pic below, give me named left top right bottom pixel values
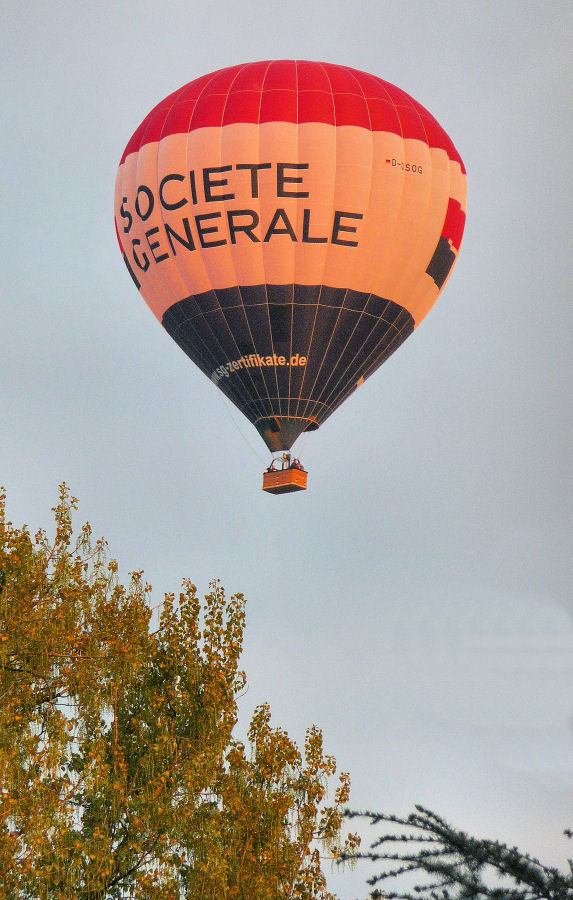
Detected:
left=342, top=805, right=573, bottom=900
left=0, top=484, right=358, bottom=899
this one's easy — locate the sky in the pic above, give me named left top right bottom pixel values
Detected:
left=3, top=1, right=573, bottom=894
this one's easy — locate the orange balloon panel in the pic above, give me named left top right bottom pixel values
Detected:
left=115, top=61, right=466, bottom=451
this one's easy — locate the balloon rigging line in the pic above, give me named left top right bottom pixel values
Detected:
left=217, top=390, right=268, bottom=464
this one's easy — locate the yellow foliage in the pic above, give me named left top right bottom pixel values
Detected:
left=0, top=485, right=358, bottom=898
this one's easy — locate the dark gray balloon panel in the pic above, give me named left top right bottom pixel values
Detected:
left=162, top=284, right=414, bottom=450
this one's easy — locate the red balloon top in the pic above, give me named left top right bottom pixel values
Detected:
left=120, top=60, right=464, bottom=172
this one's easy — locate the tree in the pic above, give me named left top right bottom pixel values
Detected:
left=0, top=484, right=359, bottom=899
left=342, top=805, right=573, bottom=900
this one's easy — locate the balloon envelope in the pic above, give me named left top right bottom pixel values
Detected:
left=115, top=61, right=466, bottom=451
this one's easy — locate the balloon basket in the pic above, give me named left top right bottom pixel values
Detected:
left=262, top=467, right=308, bottom=495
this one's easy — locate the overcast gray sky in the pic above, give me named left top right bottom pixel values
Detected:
left=3, top=1, right=573, bottom=894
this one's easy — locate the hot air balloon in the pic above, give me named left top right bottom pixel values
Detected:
left=114, top=61, right=466, bottom=493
